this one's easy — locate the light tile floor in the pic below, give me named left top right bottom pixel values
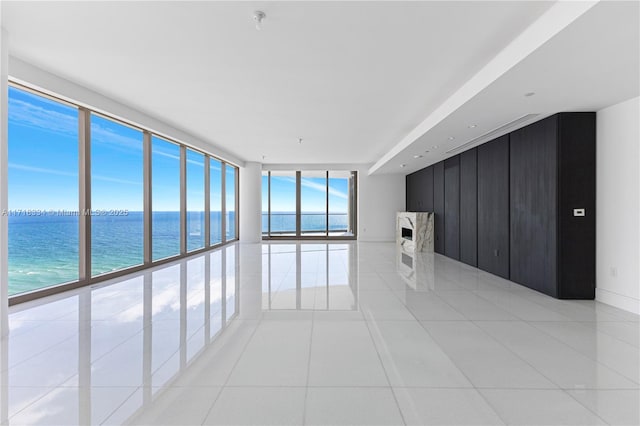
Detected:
left=1, top=242, right=638, bottom=425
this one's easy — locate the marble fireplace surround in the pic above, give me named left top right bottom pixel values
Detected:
left=396, top=212, right=434, bottom=252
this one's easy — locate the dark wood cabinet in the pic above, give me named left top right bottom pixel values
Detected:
left=460, top=148, right=478, bottom=267
left=405, top=166, right=434, bottom=212
left=444, top=156, right=460, bottom=260
left=510, top=116, right=557, bottom=296
left=434, top=162, right=445, bottom=254
left=477, top=135, right=510, bottom=279
left=404, top=113, right=595, bottom=299
left=510, top=113, right=595, bottom=298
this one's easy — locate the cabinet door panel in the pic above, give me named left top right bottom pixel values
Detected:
left=510, top=116, right=557, bottom=296
left=460, top=148, right=478, bottom=267
left=444, top=156, right=460, bottom=259
left=477, top=135, right=509, bottom=278
left=434, top=161, right=445, bottom=254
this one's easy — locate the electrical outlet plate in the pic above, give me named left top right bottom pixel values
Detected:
left=573, top=208, right=585, bottom=217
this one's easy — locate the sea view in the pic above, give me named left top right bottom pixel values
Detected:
left=8, top=210, right=348, bottom=295
left=8, top=211, right=235, bottom=295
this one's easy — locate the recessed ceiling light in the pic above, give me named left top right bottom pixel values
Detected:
left=525, top=92, right=536, bottom=97
left=424, top=150, right=430, bottom=153
left=447, top=136, right=455, bottom=140
left=468, top=124, right=477, bottom=128
left=262, top=155, right=266, bottom=160
left=400, top=164, right=406, bottom=168
left=432, top=145, right=440, bottom=149
left=298, top=138, right=303, bottom=144
left=413, top=154, right=423, bottom=159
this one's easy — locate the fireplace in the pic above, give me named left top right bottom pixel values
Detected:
left=401, top=227, right=413, bottom=241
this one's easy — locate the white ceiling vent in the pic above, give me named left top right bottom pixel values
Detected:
left=446, top=114, right=540, bottom=154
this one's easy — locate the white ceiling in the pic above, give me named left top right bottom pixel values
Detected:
left=2, top=1, right=638, bottom=174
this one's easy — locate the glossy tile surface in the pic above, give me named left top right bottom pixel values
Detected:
left=1, top=242, right=638, bottom=425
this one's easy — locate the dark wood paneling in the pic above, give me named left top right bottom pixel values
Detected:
left=557, top=113, right=596, bottom=299
left=444, top=155, right=460, bottom=260
left=444, top=156, right=460, bottom=259
left=421, top=166, right=434, bottom=212
left=406, top=167, right=434, bottom=212
left=405, top=173, right=416, bottom=211
left=460, top=148, right=477, bottom=267
left=433, top=161, right=445, bottom=254
left=477, top=135, right=509, bottom=278
left=510, top=115, right=558, bottom=296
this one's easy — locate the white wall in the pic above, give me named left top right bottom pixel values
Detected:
left=239, top=162, right=262, bottom=243
left=264, top=164, right=405, bottom=242
left=596, top=96, right=640, bottom=314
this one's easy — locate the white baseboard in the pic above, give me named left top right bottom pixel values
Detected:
left=596, top=288, right=640, bottom=315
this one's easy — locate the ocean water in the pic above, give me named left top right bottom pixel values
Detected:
left=8, top=211, right=235, bottom=295
left=262, top=212, right=349, bottom=234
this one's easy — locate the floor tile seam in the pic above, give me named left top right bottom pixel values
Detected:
left=98, top=385, right=143, bottom=425
left=549, top=387, right=613, bottom=426
left=417, top=319, right=563, bottom=392
left=302, top=311, right=316, bottom=426
left=362, top=319, right=407, bottom=426
left=3, top=330, right=81, bottom=373
left=6, top=370, right=79, bottom=421
left=524, top=321, right=640, bottom=386
left=571, top=321, right=640, bottom=349
left=476, top=319, right=640, bottom=389
left=470, top=287, right=575, bottom=322
left=200, top=319, right=263, bottom=424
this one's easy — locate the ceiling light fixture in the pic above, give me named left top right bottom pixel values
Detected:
left=468, top=124, right=477, bottom=128
left=525, top=92, right=536, bottom=97
left=447, top=136, right=455, bottom=140
left=298, top=137, right=303, bottom=144
left=400, top=164, right=406, bottom=168
left=432, top=145, right=439, bottom=149
left=253, top=11, right=266, bottom=30
left=413, top=155, right=423, bottom=159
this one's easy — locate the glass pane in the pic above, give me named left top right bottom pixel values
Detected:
left=225, top=245, right=237, bottom=318
left=301, top=171, right=327, bottom=236
left=8, top=86, right=79, bottom=295
left=186, top=149, right=205, bottom=251
left=152, top=136, right=180, bottom=261
left=210, top=158, right=222, bottom=245
left=328, top=171, right=351, bottom=236
left=269, top=171, right=297, bottom=236
left=91, top=114, right=143, bottom=276
left=262, top=171, right=269, bottom=236
left=225, top=165, right=237, bottom=240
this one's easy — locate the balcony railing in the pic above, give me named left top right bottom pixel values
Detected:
left=262, top=213, right=348, bottom=234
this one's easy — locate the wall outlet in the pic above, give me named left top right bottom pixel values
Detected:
left=610, top=267, right=618, bottom=278
left=494, top=249, right=500, bottom=257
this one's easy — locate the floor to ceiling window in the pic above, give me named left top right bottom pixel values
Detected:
left=91, top=114, right=144, bottom=276
left=7, top=86, right=80, bottom=295
left=210, top=158, right=223, bottom=245
left=301, top=171, right=328, bottom=236
left=262, top=170, right=357, bottom=239
left=186, top=149, right=205, bottom=252
left=151, top=136, right=181, bottom=261
left=225, top=164, right=237, bottom=241
left=7, top=83, right=240, bottom=302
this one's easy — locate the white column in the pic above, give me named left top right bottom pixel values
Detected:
left=1, top=26, right=9, bottom=338
left=239, top=162, right=262, bottom=243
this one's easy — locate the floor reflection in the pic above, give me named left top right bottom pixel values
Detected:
left=1, top=245, right=239, bottom=425
left=262, top=243, right=358, bottom=311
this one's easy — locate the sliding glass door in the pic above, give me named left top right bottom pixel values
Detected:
left=262, top=170, right=357, bottom=239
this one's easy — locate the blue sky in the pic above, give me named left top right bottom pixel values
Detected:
left=8, top=86, right=229, bottom=212
left=9, top=85, right=343, bottom=214
left=263, top=174, right=348, bottom=213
